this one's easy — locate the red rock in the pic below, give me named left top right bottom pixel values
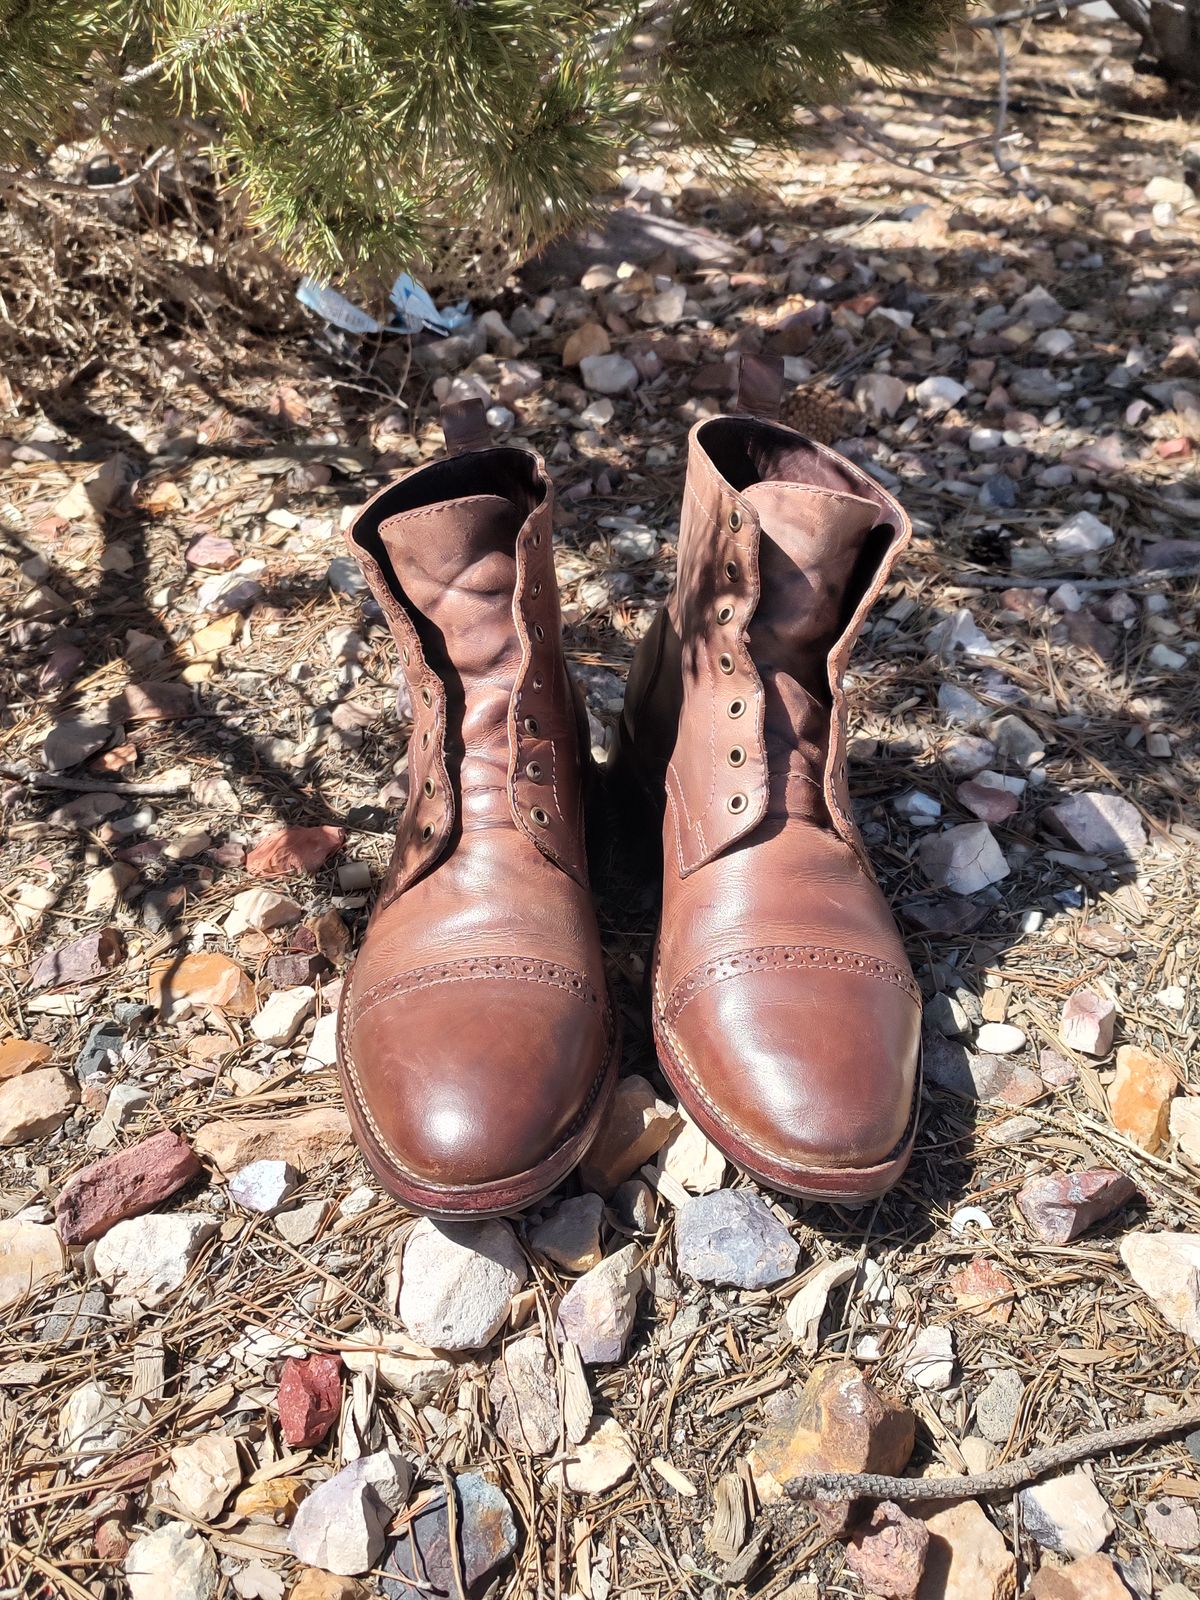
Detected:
left=1016, top=1168, right=1136, bottom=1244
left=94, top=1517, right=131, bottom=1563
left=847, top=1501, right=930, bottom=1599
left=0, top=1039, right=53, bottom=1080
left=1024, top=1551, right=1137, bottom=1598
left=246, top=825, right=346, bottom=878
left=54, top=1130, right=204, bottom=1245
left=29, top=928, right=125, bottom=990
left=277, top=1353, right=343, bottom=1447
left=108, top=682, right=194, bottom=722
left=945, top=1257, right=1016, bottom=1325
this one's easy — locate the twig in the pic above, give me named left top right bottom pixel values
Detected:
left=786, top=1401, right=1200, bottom=1503
left=121, top=9, right=264, bottom=85
left=945, top=564, right=1200, bottom=592
left=970, top=0, right=1096, bottom=28
left=6, top=148, right=172, bottom=199
left=0, top=763, right=194, bottom=797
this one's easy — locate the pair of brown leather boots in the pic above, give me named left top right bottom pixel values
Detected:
left=336, top=358, right=922, bottom=1218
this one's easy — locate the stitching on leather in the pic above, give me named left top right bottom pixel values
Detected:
left=350, top=955, right=602, bottom=1029
left=339, top=965, right=616, bottom=1192
left=653, top=951, right=920, bottom=1172
left=665, top=942, right=922, bottom=1024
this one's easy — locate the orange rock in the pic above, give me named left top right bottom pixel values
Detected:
left=1024, top=1551, right=1136, bottom=1598
left=1109, top=1045, right=1176, bottom=1153
left=150, top=952, right=256, bottom=1020
left=562, top=322, right=611, bottom=367
left=0, top=1038, right=53, bottom=1080
left=945, top=1257, right=1016, bottom=1325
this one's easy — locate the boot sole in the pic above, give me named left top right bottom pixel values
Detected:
left=335, top=982, right=621, bottom=1219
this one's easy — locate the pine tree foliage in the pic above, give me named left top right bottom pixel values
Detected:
left=0, top=0, right=962, bottom=283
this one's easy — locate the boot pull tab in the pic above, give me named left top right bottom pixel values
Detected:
left=440, top=397, right=492, bottom=455
left=732, top=354, right=784, bottom=422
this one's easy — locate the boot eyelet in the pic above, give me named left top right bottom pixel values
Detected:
left=523, top=716, right=540, bottom=734
left=717, top=603, right=734, bottom=625
left=728, top=698, right=746, bottom=718
left=728, top=510, right=743, bottom=533
left=531, top=582, right=542, bottom=598
left=728, top=792, right=747, bottom=813
left=423, top=778, right=435, bottom=797
left=718, top=653, right=735, bottom=674
left=421, top=729, right=431, bottom=748
left=533, top=623, right=545, bottom=641
left=725, top=560, right=739, bottom=581
left=532, top=673, right=544, bottom=690
left=421, top=687, right=433, bottom=707
left=728, top=746, right=746, bottom=767
left=526, top=761, right=543, bottom=781
left=531, top=532, right=542, bottom=547
left=401, top=646, right=411, bottom=665
left=531, top=806, right=549, bottom=826
left=421, top=823, right=434, bottom=840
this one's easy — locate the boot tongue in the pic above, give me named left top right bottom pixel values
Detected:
left=381, top=495, right=523, bottom=825
left=742, top=481, right=879, bottom=823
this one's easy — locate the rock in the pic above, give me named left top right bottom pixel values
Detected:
left=1120, top=1231, right=1200, bottom=1341
left=1059, top=990, right=1116, bottom=1057
left=1039, top=1048, right=1077, bottom=1088
left=340, top=1326, right=455, bottom=1403
left=922, top=1035, right=1041, bottom=1106
left=43, top=718, right=110, bottom=771
left=940, top=734, right=997, bottom=777
left=991, top=714, right=1045, bottom=768
left=1046, top=510, right=1114, bottom=558
left=0, top=1038, right=53, bottom=1079
left=126, top=1522, right=218, bottom=1600
left=915, top=375, right=967, bottom=413
left=152, top=952, right=256, bottom=1021
left=916, top=1500, right=1015, bottom=1600
left=579, top=353, right=639, bottom=394
left=225, top=888, right=303, bottom=935
left=165, top=1433, right=242, bottom=1520
left=398, top=1217, right=526, bottom=1351
left=1144, top=1496, right=1200, bottom=1550
left=753, top=1363, right=915, bottom=1530
left=250, top=985, right=316, bottom=1046
left=611, top=1178, right=656, bottom=1232
left=1045, top=793, right=1147, bottom=859
left=556, top=1243, right=642, bottom=1363
left=577, top=1074, right=679, bottom=1195
left=382, top=1471, right=517, bottom=1598
left=562, top=322, right=610, bottom=365
left=489, top=1333, right=561, bottom=1455
left=894, top=790, right=942, bottom=825
left=234, top=1475, right=308, bottom=1524
left=39, top=1286, right=108, bottom=1344
left=30, top=928, right=125, bottom=989
left=976, top=1368, right=1024, bottom=1443
left=958, top=772, right=1022, bottom=824
left=1170, top=1098, right=1200, bottom=1162
left=1020, top=1471, right=1114, bottom=1558
left=945, top=1258, right=1015, bottom=1325
left=855, top=373, right=908, bottom=419
left=229, top=1159, right=300, bottom=1213
left=903, top=1325, right=956, bottom=1390
left=918, top=823, right=1009, bottom=894
left=675, top=1189, right=799, bottom=1289
left=1024, top=1553, right=1139, bottom=1599
left=59, top=1378, right=134, bottom=1474
left=277, top=1353, right=342, bottom=1447
left=847, top=1501, right=930, bottom=1600
left=528, top=1193, right=604, bottom=1272
left=928, top=992, right=971, bottom=1040
left=93, top=1212, right=218, bottom=1311
left=275, top=1199, right=330, bottom=1246
left=1109, top=1045, right=1175, bottom=1152
left=638, top=283, right=687, bottom=325
left=546, top=1414, right=636, bottom=1496
left=246, top=825, right=345, bottom=877
left=1016, top=1169, right=1135, bottom=1244
left=289, top=1451, right=411, bottom=1575
left=976, top=1023, right=1026, bottom=1056
left=186, top=532, right=240, bottom=569
left=193, top=1106, right=351, bottom=1175
left=0, top=1067, right=78, bottom=1145
left=659, top=1108, right=727, bottom=1194
left=55, top=1129, right=203, bottom=1244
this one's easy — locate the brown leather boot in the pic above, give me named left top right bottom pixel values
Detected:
left=614, top=359, right=921, bottom=1202
left=338, top=402, right=618, bottom=1216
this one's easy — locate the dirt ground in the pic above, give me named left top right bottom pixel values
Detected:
left=1, top=14, right=1199, bottom=1600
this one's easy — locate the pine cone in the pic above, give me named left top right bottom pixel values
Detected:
left=781, top=387, right=859, bottom=445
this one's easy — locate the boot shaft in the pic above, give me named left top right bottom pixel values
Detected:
left=346, top=426, right=589, bottom=899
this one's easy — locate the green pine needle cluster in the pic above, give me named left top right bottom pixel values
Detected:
left=0, top=0, right=961, bottom=284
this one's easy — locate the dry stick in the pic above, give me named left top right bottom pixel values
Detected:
left=0, top=762, right=196, bottom=796
left=944, top=564, right=1200, bottom=591
left=786, top=1401, right=1200, bottom=1504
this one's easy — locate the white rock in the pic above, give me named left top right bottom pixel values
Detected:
left=546, top=1414, right=636, bottom=1496
left=223, top=888, right=302, bottom=936
left=1045, top=792, right=1147, bottom=859
left=637, top=284, right=687, bottom=325
left=93, top=1213, right=218, bottom=1311
left=0, top=1067, right=78, bottom=1146
left=580, top=399, right=615, bottom=429
left=0, top=1218, right=66, bottom=1311
left=903, top=1324, right=956, bottom=1390
left=340, top=1324, right=455, bottom=1403
left=126, top=1521, right=219, bottom=1600
left=528, top=1193, right=605, bottom=1272
left=976, top=1023, right=1026, bottom=1055
left=918, top=822, right=1010, bottom=894
left=303, top=1011, right=338, bottom=1070
left=250, top=985, right=315, bottom=1046
left=1170, top=1100, right=1200, bottom=1163
left=288, top=1450, right=411, bottom=1574
left=915, top=375, right=967, bottom=413
left=1120, top=1231, right=1200, bottom=1342
left=893, top=790, right=942, bottom=825
left=556, top=1244, right=642, bottom=1364
left=992, top=714, right=1046, bottom=767
left=165, top=1433, right=242, bottom=1520
left=228, top=1159, right=299, bottom=1214
left=579, top=353, right=638, bottom=395
left=1019, top=1470, right=1114, bottom=1557
left=937, top=683, right=991, bottom=727
left=1046, top=510, right=1115, bottom=558
left=854, top=372, right=908, bottom=419
left=59, top=1378, right=134, bottom=1475
left=658, top=1109, right=726, bottom=1194
left=398, top=1217, right=526, bottom=1350
left=784, top=1257, right=858, bottom=1353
